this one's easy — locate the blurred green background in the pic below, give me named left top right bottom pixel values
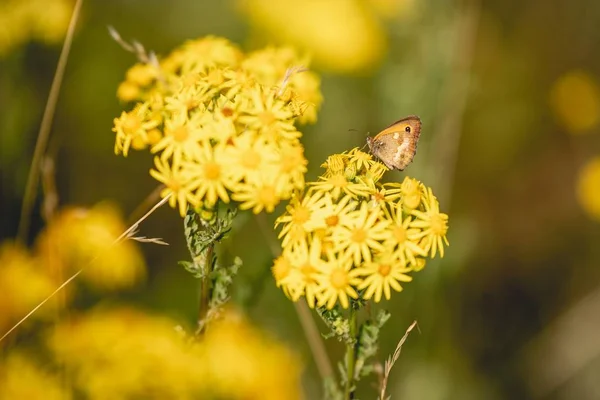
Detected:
left=2, top=0, right=600, bottom=398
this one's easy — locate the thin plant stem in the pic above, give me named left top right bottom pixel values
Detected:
left=196, top=243, right=215, bottom=335
left=345, top=307, right=358, bottom=399
left=17, top=0, right=83, bottom=243
left=255, top=213, right=334, bottom=381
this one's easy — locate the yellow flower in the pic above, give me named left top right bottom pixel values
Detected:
left=238, top=85, right=300, bottom=143
left=410, top=188, right=450, bottom=258
left=276, top=141, right=308, bottom=191
left=151, top=113, right=207, bottom=165
left=355, top=252, right=413, bottom=302
left=181, top=143, right=236, bottom=207
left=550, top=70, right=600, bottom=134
left=112, top=102, right=159, bottom=156
left=150, top=156, right=196, bottom=217
left=386, top=206, right=427, bottom=266
left=315, top=256, right=361, bottom=309
left=239, top=0, right=387, bottom=74
left=577, top=156, right=600, bottom=221
left=0, top=242, right=56, bottom=330
left=200, top=309, right=303, bottom=400
left=273, top=148, right=450, bottom=306
left=275, top=191, right=328, bottom=246
left=48, top=307, right=207, bottom=399
left=331, top=202, right=391, bottom=266
left=310, top=173, right=370, bottom=200
left=222, top=131, right=279, bottom=184
left=0, top=354, right=66, bottom=400
left=286, top=236, right=325, bottom=307
left=232, top=175, right=282, bottom=214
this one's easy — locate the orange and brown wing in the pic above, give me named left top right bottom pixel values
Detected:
left=371, top=115, right=422, bottom=170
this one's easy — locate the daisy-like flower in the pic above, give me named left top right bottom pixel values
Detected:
left=310, top=173, right=371, bottom=200
left=354, top=252, right=413, bottom=302
left=410, top=188, right=450, bottom=258
left=331, top=202, right=391, bottom=266
left=222, top=131, right=278, bottom=184
left=237, top=85, right=299, bottom=143
left=386, top=205, right=427, bottom=266
left=385, top=177, right=426, bottom=210
left=276, top=142, right=307, bottom=191
left=347, top=147, right=376, bottom=172
left=149, top=157, right=195, bottom=217
left=151, top=113, right=206, bottom=165
left=286, top=237, right=325, bottom=308
left=315, top=255, right=361, bottom=309
left=232, top=175, right=283, bottom=214
left=181, top=144, right=236, bottom=207
left=271, top=253, right=303, bottom=300
left=275, top=191, right=328, bottom=247
left=112, top=102, right=158, bottom=156
left=164, top=85, right=205, bottom=116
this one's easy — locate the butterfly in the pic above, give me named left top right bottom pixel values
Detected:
left=366, top=115, right=422, bottom=171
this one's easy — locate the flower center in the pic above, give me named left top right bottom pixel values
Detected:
left=378, top=263, right=391, bottom=277
left=329, top=174, right=348, bottom=188
left=292, top=205, right=311, bottom=225
left=392, top=225, right=407, bottom=243
left=351, top=228, right=366, bottom=243
left=300, top=263, right=317, bottom=284
left=167, top=178, right=181, bottom=192
left=330, top=268, right=348, bottom=289
left=325, top=215, right=339, bottom=227
left=123, top=114, right=142, bottom=134
left=429, top=214, right=448, bottom=236
left=241, top=149, right=261, bottom=169
left=259, top=185, right=278, bottom=208
left=171, top=125, right=189, bottom=143
left=203, top=161, right=221, bottom=180
left=221, top=107, right=234, bottom=117
left=131, top=134, right=147, bottom=150
left=272, top=256, right=292, bottom=282
left=258, top=111, right=276, bottom=126
left=147, top=129, right=163, bottom=145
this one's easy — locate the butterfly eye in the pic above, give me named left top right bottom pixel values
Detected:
left=405, top=126, right=411, bottom=133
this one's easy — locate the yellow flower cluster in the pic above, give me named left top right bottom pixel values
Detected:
left=113, top=36, right=322, bottom=216
left=44, top=307, right=301, bottom=400
left=0, top=354, right=67, bottom=400
left=36, top=203, right=146, bottom=291
left=0, top=243, right=56, bottom=333
left=0, top=0, right=72, bottom=57
left=238, top=0, right=388, bottom=73
left=273, top=148, right=449, bottom=308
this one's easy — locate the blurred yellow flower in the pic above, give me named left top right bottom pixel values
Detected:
left=274, top=148, right=450, bottom=308
left=0, top=354, right=66, bottom=400
left=0, top=242, right=56, bottom=331
left=48, top=308, right=206, bottom=399
left=47, top=307, right=302, bottom=400
left=36, top=203, right=146, bottom=291
left=0, top=0, right=72, bottom=57
left=577, top=156, right=600, bottom=221
left=239, top=0, right=387, bottom=74
left=550, top=70, right=600, bottom=134
left=201, top=310, right=303, bottom=400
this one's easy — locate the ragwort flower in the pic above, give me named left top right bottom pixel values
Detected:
left=273, top=147, right=450, bottom=308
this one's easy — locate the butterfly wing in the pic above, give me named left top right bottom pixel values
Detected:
left=369, top=116, right=422, bottom=170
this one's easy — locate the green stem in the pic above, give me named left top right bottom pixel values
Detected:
left=196, top=243, right=214, bottom=335
left=345, top=307, right=358, bottom=399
